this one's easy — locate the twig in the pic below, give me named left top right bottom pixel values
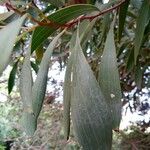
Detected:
left=66, top=0, right=126, bottom=27
left=4, top=0, right=126, bottom=29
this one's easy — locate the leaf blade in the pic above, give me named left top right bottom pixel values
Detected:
left=118, top=0, right=130, bottom=41
left=134, top=0, right=150, bottom=63
left=32, top=30, right=65, bottom=119
left=20, top=44, right=35, bottom=136
left=8, top=61, right=18, bottom=94
left=98, top=19, right=122, bottom=128
left=0, top=15, right=26, bottom=75
left=31, top=4, right=99, bottom=52
left=70, top=27, right=112, bottom=149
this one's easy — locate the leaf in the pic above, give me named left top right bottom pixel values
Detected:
left=80, top=18, right=96, bottom=47
left=69, top=18, right=96, bottom=51
left=118, top=0, right=130, bottom=41
left=32, top=30, right=65, bottom=119
left=70, top=27, right=112, bottom=149
left=63, top=51, right=73, bottom=140
left=126, top=48, right=134, bottom=72
left=0, top=11, right=14, bottom=21
left=31, top=4, right=99, bottom=52
left=98, top=13, right=111, bottom=47
left=35, top=45, right=44, bottom=63
left=8, top=61, right=18, bottom=94
left=134, top=0, right=150, bottom=63
left=0, top=15, right=27, bottom=75
left=20, top=44, right=35, bottom=136
left=98, top=18, right=122, bottom=128
left=20, top=46, right=33, bottom=109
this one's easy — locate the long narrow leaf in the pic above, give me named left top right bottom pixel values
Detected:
left=70, top=27, right=112, bottom=149
left=134, top=0, right=150, bottom=63
left=8, top=61, right=18, bottom=94
left=20, top=44, right=35, bottom=135
left=0, top=15, right=26, bottom=75
left=31, top=4, right=99, bottom=52
left=98, top=19, right=122, bottom=129
left=32, top=30, right=65, bottom=119
left=118, top=0, right=130, bottom=41
left=63, top=52, right=73, bottom=140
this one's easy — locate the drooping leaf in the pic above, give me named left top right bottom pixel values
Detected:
left=98, top=18, right=122, bottom=129
left=98, top=13, right=111, bottom=47
left=118, top=0, right=130, bottom=41
left=31, top=4, right=99, bottom=52
left=80, top=18, right=96, bottom=48
left=0, top=15, right=27, bottom=75
left=32, top=30, right=65, bottom=119
left=20, top=44, right=35, bottom=135
left=126, top=48, right=134, bottom=72
left=63, top=51, right=73, bottom=140
left=35, top=45, right=44, bottom=63
left=69, top=18, right=96, bottom=51
left=134, top=0, right=150, bottom=63
left=70, top=27, right=112, bottom=149
left=8, top=61, right=18, bottom=94
left=20, top=46, right=33, bottom=109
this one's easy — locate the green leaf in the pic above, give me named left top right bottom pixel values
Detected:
left=32, top=30, right=65, bottom=119
left=8, top=61, right=18, bottom=94
left=0, top=15, right=27, bottom=75
left=70, top=27, right=112, bottom=149
left=98, top=18, right=122, bottom=128
left=118, top=0, right=130, bottom=41
left=31, top=4, right=99, bottom=52
left=126, top=48, right=134, bottom=72
left=134, top=0, right=150, bottom=63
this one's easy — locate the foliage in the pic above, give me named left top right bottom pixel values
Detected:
left=0, top=102, right=21, bottom=140
left=0, top=0, right=150, bottom=149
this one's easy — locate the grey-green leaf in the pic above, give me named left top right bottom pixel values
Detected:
left=0, top=15, right=27, bottom=75
left=98, top=19, right=122, bottom=129
left=70, top=28, right=112, bottom=149
left=20, top=46, right=33, bottom=109
left=63, top=51, right=73, bottom=140
left=32, top=30, right=65, bottom=119
left=118, top=0, right=130, bottom=41
left=20, top=44, right=35, bottom=135
left=134, top=0, right=150, bottom=63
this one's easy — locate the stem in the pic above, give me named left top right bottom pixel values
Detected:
left=66, top=0, right=126, bottom=27
left=5, top=0, right=126, bottom=29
